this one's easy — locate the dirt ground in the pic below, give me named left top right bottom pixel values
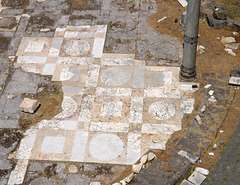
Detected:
left=148, top=0, right=240, bottom=175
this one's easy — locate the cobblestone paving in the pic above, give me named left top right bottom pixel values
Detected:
left=7, top=25, right=196, bottom=184
left=203, top=121, right=240, bottom=185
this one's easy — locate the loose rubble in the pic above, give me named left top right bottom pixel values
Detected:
left=20, top=98, right=40, bottom=113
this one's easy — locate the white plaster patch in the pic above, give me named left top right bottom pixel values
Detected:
left=100, top=101, right=123, bottom=117
left=142, top=124, right=181, bottom=134
left=55, top=96, right=78, bottom=119
left=101, top=67, right=131, bottom=86
left=148, top=101, right=176, bottom=120
left=25, top=41, right=45, bottom=52
left=90, top=122, right=129, bottom=133
left=89, top=134, right=124, bottom=161
left=41, top=136, right=66, bottom=154
left=63, top=40, right=90, bottom=56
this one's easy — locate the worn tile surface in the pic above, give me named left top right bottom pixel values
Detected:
left=14, top=25, right=196, bottom=166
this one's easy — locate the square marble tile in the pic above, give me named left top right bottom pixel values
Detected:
left=16, top=37, right=53, bottom=57
left=31, top=129, right=75, bottom=161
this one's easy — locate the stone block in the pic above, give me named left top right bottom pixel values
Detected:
left=19, top=98, right=40, bottom=113
left=207, top=14, right=227, bottom=29
left=227, top=19, right=234, bottom=27
left=233, top=20, right=240, bottom=30
left=213, top=5, right=227, bottom=20
left=188, top=171, right=206, bottom=185
left=229, top=65, right=240, bottom=85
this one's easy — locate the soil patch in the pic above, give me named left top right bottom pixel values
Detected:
left=19, top=79, right=63, bottom=131
left=0, top=36, right=10, bottom=52
left=29, top=14, right=55, bottom=29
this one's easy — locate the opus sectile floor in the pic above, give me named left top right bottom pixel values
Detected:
left=12, top=25, right=197, bottom=167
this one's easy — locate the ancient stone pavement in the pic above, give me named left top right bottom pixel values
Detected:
left=7, top=24, right=196, bottom=184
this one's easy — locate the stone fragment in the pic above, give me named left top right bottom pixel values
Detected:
left=221, top=36, right=236, bottom=44
left=140, top=155, right=148, bottom=164
left=213, top=144, right=217, bottom=149
left=197, top=45, right=205, bottom=55
left=208, top=96, right=217, bottom=103
left=227, top=19, right=234, bottom=27
left=147, top=152, right=156, bottom=161
left=68, top=165, right=78, bottom=173
left=7, top=94, right=16, bottom=99
left=220, top=130, right=224, bottom=133
left=178, top=150, right=199, bottom=164
left=180, top=179, right=194, bottom=185
left=119, top=180, right=126, bottom=185
left=208, top=90, right=214, bottom=96
left=220, top=140, right=224, bottom=145
left=233, top=20, right=240, bottom=29
left=204, top=84, right=211, bottom=89
left=112, top=183, right=121, bottom=185
left=213, top=5, right=228, bottom=20
left=195, top=167, right=209, bottom=176
left=158, top=16, right=167, bottom=23
left=225, top=48, right=236, bottom=56
left=195, top=115, right=202, bottom=125
left=208, top=152, right=214, bottom=156
left=207, top=14, right=227, bottom=29
left=123, top=173, right=134, bottom=183
left=40, top=28, right=50, bottom=32
left=20, top=98, right=40, bottom=113
left=178, top=0, right=188, bottom=7
left=225, top=43, right=240, bottom=50
left=133, top=163, right=143, bottom=173
left=200, top=105, right=206, bottom=113
left=233, top=32, right=239, bottom=36
left=90, top=182, right=102, bottom=185
left=188, top=171, right=206, bottom=185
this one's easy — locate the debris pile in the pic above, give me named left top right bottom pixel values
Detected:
left=221, top=34, right=239, bottom=57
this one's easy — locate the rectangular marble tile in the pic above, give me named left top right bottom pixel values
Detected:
left=41, top=63, right=56, bottom=75
left=89, top=122, right=129, bottom=133
left=57, top=57, right=92, bottom=65
left=70, top=131, right=88, bottom=162
left=7, top=159, right=29, bottom=185
left=92, top=38, right=105, bottom=58
left=96, top=87, right=132, bottom=97
left=63, top=120, right=78, bottom=130
left=85, top=64, right=100, bottom=87
left=133, top=66, right=145, bottom=89
left=16, top=129, right=37, bottom=159
left=129, top=97, right=143, bottom=123
left=17, top=56, right=47, bottom=64
left=144, top=89, right=181, bottom=98
left=101, top=58, right=135, bottom=66
left=126, top=133, right=141, bottom=164
left=142, top=124, right=181, bottom=134
left=48, top=37, right=63, bottom=57
left=78, top=95, right=95, bottom=122
left=61, top=86, right=84, bottom=95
